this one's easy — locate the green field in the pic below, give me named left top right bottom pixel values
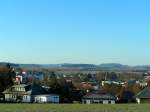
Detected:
left=0, top=104, right=149, bottom=112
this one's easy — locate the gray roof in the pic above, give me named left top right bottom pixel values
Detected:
left=26, top=85, right=48, bottom=95
left=83, top=93, right=116, bottom=100
left=136, top=86, right=150, bottom=98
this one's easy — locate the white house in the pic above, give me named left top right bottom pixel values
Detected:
left=3, top=84, right=60, bottom=103
left=102, top=81, right=125, bottom=87
left=82, top=92, right=116, bottom=104
left=34, top=94, right=59, bottom=103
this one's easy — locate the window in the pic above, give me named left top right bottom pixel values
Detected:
left=54, top=96, right=58, bottom=99
left=108, top=101, right=111, bottom=104
left=99, top=101, right=103, bottom=104
left=12, top=95, right=16, bottom=98
left=40, top=98, right=42, bottom=102
left=24, top=96, right=28, bottom=99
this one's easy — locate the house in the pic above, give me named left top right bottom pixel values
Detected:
left=101, top=81, right=125, bottom=87
left=34, top=94, right=59, bottom=103
left=135, top=86, right=150, bottom=104
left=136, top=81, right=148, bottom=87
left=0, top=93, right=4, bottom=102
left=144, top=75, right=150, bottom=84
left=3, top=84, right=59, bottom=103
left=101, top=81, right=112, bottom=86
left=82, top=92, right=116, bottom=104
left=81, top=82, right=99, bottom=91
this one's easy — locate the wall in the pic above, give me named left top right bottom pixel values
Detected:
left=5, top=94, right=16, bottom=102
left=140, top=98, right=150, bottom=103
left=103, top=100, right=109, bottom=104
left=86, top=100, right=91, bottom=104
left=47, top=95, right=59, bottom=103
left=34, top=95, right=59, bottom=103
left=136, top=98, right=140, bottom=104
left=22, top=95, right=31, bottom=103
left=82, top=99, right=115, bottom=104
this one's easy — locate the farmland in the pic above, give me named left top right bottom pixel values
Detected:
left=0, top=104, right=150, bottom=112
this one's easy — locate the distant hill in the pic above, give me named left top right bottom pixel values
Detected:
left=98, top=63, right=129, bottom=70
left=99, top=63, right=128, bottom=68
left=0, top=62, right=20, bottom=68
left=60, top=63, right=97, bottom=69
left=0, top=62, right=42, bottom=69
left=1, top=62, right=150, bottom=71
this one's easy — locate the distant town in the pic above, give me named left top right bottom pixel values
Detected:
left=0, top=62, right=150, bottom=104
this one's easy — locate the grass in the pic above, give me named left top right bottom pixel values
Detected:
left=0, top=104, right=149, bottom=112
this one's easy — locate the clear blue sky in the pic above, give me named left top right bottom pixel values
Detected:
left=0, top=0, right=150, bottom=65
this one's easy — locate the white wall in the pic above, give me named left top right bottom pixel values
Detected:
left=103, top=100, right=109, bottom=104
left=5, top=94, right=11, bottom=101
left=35, top=96, right=47, bottom=103
left=136, top=98, right=140, bottom=104
left=22, top=95, right=31, bottom=103
left=5, top=94, right=16, bottom=101
left=34, top=95, right=59, bottom=103
left=47, top=95, right=59, bottom=103
left=86, top=100, right=91, bottom=104
left=111, top=100, right=115, bottom=104
left=83, top=99, right=115, bottom=104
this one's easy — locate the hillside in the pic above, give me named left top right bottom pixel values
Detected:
left=1, top=62, right=150, bottom=71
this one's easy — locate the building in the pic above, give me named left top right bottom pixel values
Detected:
left=101, top=81, right=125, bottom=87
left=82, top=92, right=116, bottom=104
left=81, top=82, right=99, bottom=91
left=15, top=75, right=23, bottom=84
left=3, top=84, right=59, bottom=103
left=144, top=75, right=150, bottom=84
left=135, top=86, right=150, bottom=104
left=34, top=94, right=59, bottom=103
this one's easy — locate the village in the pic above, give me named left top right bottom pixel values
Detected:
left=0, top=64, right=150, bottom=104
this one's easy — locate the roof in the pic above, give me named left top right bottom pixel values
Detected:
left=26, top=85, right=48, bottom=95
left=83, top=93, right=116, bottom=100
left=136, top=86, right=150, bottom=98
left=12, top=84, right=29, bottom=88
left=34, top=94, right=59, bottom=97
left=3, top=84, right=49, bottom=95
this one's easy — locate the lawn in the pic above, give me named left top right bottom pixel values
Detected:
left=0, top=104, right=149, bottom=112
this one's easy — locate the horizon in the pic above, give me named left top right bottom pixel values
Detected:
left=1, top=61, right=150, bottom=67
left=0, top=0, right=150, bottom=65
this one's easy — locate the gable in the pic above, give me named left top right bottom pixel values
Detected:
left=136, top=86, right=150, bottom=98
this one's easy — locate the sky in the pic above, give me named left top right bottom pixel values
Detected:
left=0, top=0, right=150, bottom=65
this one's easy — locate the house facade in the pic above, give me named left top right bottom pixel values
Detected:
left=3, top=84, right=59, bottom=103
left=82, top=93, right=116, bottom=104
left=135, top=86, right=150, bottom=104
left=34, top=94, right=59, bottom=103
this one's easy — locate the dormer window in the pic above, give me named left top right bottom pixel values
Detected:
left=12, top=87, right=25, bottom=92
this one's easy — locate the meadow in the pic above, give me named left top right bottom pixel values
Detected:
left=0, top=104, right=149, bottom=112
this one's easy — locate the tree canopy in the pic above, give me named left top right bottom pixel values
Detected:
left=0, top=64, right=15, bottom=92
